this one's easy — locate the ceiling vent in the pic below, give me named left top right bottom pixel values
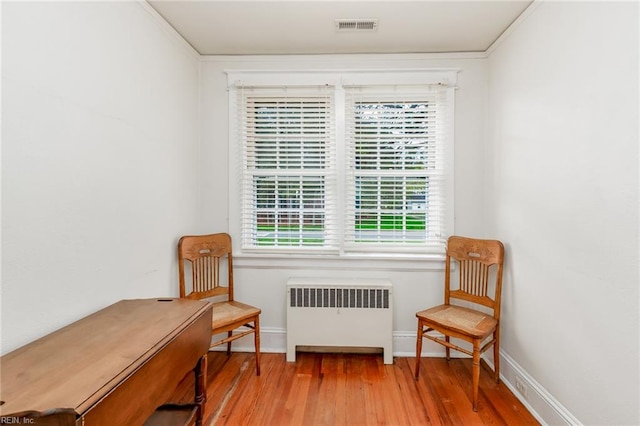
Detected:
left=335, top=19, right=379, bottom=32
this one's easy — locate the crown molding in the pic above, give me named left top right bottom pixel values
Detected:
left=137, top=1, right=200, bottom=60
left=486, top=0, right=544, bottom=57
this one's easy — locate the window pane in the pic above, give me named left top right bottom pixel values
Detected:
left=348, top=97, right=436, bottom=245
left=242, top=90, right=335, bottom=249
left=353, top=176, right=428, bottom=243
left=253, top=176, right=326, bottom=246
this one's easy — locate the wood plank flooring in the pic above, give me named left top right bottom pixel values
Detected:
left=171, top=352, right=539, bottom=425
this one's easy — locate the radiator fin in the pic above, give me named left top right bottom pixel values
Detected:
left=289, top=287, right=390, bottom=309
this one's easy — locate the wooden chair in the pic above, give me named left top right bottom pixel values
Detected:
left=415, top=236, right=504, bottom=411
left=178, top=233, right=261, bottom=376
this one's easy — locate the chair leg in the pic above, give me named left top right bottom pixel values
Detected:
left=493, top=328, right=500, bottom=383
left=254, top=316, right=261, bottom=376
left=415, top=321, right=423, bottom=379
left=226, top=331, right=232, bottom=356
left=472, top=340, right=481, bottom=412
left=445, top=336, right=451, bottom=361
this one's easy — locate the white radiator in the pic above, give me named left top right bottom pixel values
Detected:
left=286, top=277, right=393, bottom=364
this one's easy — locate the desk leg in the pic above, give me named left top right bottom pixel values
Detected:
left=194, top=354, right=207, bottom=426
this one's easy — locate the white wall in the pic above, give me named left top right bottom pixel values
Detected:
left=199, top=54, right=491, bottom=353
left=487, top=2, right=639, bottom=424
left=1, top=2, right=201, bottom=354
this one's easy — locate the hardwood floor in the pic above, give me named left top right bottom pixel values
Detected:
left=171, top=351, right=539, bottom=425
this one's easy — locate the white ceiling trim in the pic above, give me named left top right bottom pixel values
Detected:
left=485, top=0, right=543, bottom=56
left=137, top=0, right=200, bottom=59
left=200, top=51, right=489, bottom=63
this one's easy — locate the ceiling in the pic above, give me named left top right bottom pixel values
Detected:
left=147, top=0, right=534, bottom=55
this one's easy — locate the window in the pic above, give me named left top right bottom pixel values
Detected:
left=228, top=71, right=455, bottom=257
left=344, top=86, right=451, bottom=253
left=237, top=87, right=338, bottom=250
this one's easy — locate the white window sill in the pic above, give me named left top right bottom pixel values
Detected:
left=232, top=252, right=446, bottom=271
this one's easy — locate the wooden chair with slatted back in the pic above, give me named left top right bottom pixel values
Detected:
left=178, top=233, right=261, bottom=376
left=415, top=235, right=505, bottom=411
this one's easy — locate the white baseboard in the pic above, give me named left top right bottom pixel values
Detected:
left=215, top=328, right=580, bottom=425
left=216, top=327, right=447, bottom=357
left=493, top=351, right=581, bottom=425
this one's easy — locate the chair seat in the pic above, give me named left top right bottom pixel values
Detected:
left=211, top=300, right=261, bottom=331
left=416, top=304, right=497, bottom=339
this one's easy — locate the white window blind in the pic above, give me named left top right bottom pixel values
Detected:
left=237, top=86, right=338, bottom=251
left=344, top=85, right=452, bottom=253
left=229, top=70, right=456, bottom=258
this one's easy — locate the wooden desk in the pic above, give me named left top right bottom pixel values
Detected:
left=0, top=298, right=213, bottom=426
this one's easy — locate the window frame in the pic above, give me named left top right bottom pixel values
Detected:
left=227, top=69, right=457, bottom=262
